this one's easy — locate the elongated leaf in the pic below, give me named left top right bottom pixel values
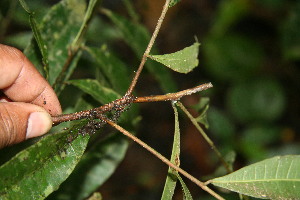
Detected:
left=69, top=79, right=121, bottom=104
left=18, top=0, right=30, bottom=12
left=49, top=133, right=128, bottom=200
left=24, top=0, right=86, bottom=87
left=19, top=0, right=49, bottom=79
left=149, top=42, right=200, bottom=74
left=103, top=9, right=177, bottom=92
left=0, top=121, right=90, bottom=199
left=193, top=97, right=210, bottom=129
left=211, top=155, right=300, bottom=199
left=54, top=0, right=100, bottom=95
left=71, top=0, right=99, bottom=49
left=85, top=47, right=130, bottom=94
left=169, top=0, right=181, bottom=8
left=51, top=85, right=138, bottom=199
left=161, top=103, right=181, bottom=200
left=177, top=175, right=193, bottom=200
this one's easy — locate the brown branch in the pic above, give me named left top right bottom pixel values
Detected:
left=105, top=119, right=224, bottom=200
left=134, top=82, right=212, bottom=103
left=51, top=83, right=212, bottom=126
left=52, top=94, right=135, bottom=126
left=125, top=0, right=171, bottom=96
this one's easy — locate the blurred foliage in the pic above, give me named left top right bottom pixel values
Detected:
left=0, top=0, right=299, bottom=199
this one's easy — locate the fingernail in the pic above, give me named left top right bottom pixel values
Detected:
left=26, top=112, right=52, bottom=139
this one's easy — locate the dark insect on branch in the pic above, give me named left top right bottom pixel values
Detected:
left=51, top=82, right=213, bottom=126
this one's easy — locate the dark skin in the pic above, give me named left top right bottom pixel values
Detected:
left=0, top=44, right=61, bottom=148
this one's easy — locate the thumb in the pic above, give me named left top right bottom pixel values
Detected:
left=0, top=102, right=52, bottom=148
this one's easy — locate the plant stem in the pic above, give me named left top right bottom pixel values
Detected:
left=106, top=119, right=225, bottom=200
left=176, top=102, right=232, bottom=173
left=53, top=0, right=100, bottom=94
left=126, top=0, right=171, bottom=96
left=52, top=83, right=212, bottom=125
left=135, top=83, right=212, bottom=103
left=71, top=0, right=100, bottom=50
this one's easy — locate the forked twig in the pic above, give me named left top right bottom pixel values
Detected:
left=105, top=119, right=224, bottom=200
left=51, top=83, right=212, bottom=125
left=50, top=1, right=222, bottom=198
left=176, top=102, right=232, bottom=173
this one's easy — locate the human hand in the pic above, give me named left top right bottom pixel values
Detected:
left=0, top=44, right=62, bottom=148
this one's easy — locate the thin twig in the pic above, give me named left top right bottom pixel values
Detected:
left=125, top=0, right=171, bottom=96
left=106, top=119, right=225, bottom=200
left=52, top=94, right=135, bottom=125
left=51, top=83, right=212, bottom=126
left=176, top=102, right=232, bottom=174
left=135, top=83, right=212, bottom=103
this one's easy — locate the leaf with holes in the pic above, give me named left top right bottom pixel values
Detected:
left=211, top=155, right=300, bottom=199
left=149, top=42, right=200, bottom=74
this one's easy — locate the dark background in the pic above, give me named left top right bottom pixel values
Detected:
left=1, top=0, right=299, bottom=199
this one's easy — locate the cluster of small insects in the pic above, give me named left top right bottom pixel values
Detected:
left=78, top=94, right=136, bottom=136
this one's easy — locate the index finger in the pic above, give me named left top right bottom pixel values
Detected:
left=0, top=44, right=62, bottom=115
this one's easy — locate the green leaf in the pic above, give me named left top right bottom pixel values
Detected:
left=211, top=155, right=300, bottom=199
left=149, top=42, right=200, bottom=74
left=177, top=175, right=193, bottom=200
left=85, top=46, right=131, bottom=94
left=211, top=0, right=250, bottom=37
left=193, top=97, right=210, bottom=129
left=103, top=9, right=177, bottom=92
left=214, top=151, right=236, bottom=176
left=71, top=0, right=99, bottom=50
left=18, top=0, right=30, bottom=13
left=0, top=121, right=90, bottom=199
left=49, top=133, right=128, bottom=200
left=69, top=78, right=139, bottom=126
left=281, top=2, right=300, bottom=60
left=68, top=79, right=121, bottom=104
left=24, top=0, right=86, bottom=87
left=4, top=32, right=32, bottom=49
left=19, top=0, right=49, bottom=79
left=49, top=93, right=135, bottom=199
left=161, top=103, right=181, bottom=200
left=54, top=0, right=100, bottom=95
left=169, top=0, right=181, bottom=7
